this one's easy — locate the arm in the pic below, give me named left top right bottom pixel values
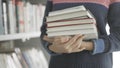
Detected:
left=91, top=1, right=120, bottom=55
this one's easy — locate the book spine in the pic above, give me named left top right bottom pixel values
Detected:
left=0, top=0, right=5, bottom=35
left=16, top=0, right=25, bottom=33
left=2, top=2, right=8, bottom=34
left=36, top=4, right=45, bottom=32
left=8, top=0, right=17, bottom=34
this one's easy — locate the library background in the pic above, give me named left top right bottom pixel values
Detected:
left=0, top=0, right=120, bottom=68
left=0, top=0, right=49, bottom=68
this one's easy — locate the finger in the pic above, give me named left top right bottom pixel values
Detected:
left=60, top=36, right=72, bottom=43
left=68, top=35, right=85, bottom=50
left=65, top=34, right=83, bottom=49
left=53, top=36, right=67, bottom=45
left=71, top=39, right=82, bottom=51
left=75, top=35, right=85, bottom=49
left=76, top=35, right=85, bottom=47
left=43, top=35, right=54, bottom=43
left=54, top=36, right=63, bottom=44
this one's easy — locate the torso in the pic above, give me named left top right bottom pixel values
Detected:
left=52, top=0, right=110, bottom=8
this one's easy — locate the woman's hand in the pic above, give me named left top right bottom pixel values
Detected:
left=48, top=34, right=86, bottom=54
left=43, top=35, right=94, bottom=54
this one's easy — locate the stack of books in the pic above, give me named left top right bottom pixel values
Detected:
left=46, top=5, right=98, bottom=40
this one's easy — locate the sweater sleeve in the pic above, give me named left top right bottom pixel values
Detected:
left=40, top=0, right=61, bottom=56
left=92, top=1, right=120, bottom=54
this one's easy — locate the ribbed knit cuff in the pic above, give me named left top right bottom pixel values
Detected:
left=92, top=39, right=105, bottom=55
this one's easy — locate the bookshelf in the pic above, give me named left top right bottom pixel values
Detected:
left=0, top=0, right=49, bottom=68
left=0, top=32, right=41, bottom=41
left=0, top=0, right=45, bottom=41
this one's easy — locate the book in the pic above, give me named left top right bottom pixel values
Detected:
left=6, top=54, right=17, bottom=68
left=11, top=53, right=23, bottom=68
left=22, top=48, right=48, bottom=68
left=46, top=10, right=94, bottom=22
left=16, top=0, right=25, bottom=33
left=48, top=5, right=86, bottom=16
left=15, top=48, right=29, bottom=68
left=47, top=28, right=98, bottom=40
left=0, top=41, right=15, bottom=53
left=7, top=0, right=17, bottom=34
left=0, top=54, right=7, bottom=68
left=0, top=0, right=5, bottom=35
left=46, top=5, right=98, bottom=40
left=47, top=18, right=96, bottom=27
left=3, top=2, right=8, bottom=35
left=47, top=24, right=96, bottom=32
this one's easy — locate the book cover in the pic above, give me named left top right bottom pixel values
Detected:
left=49, top=5, right=86, bottom=16
left=47, top=18, right=96, bottom=27
left=47, top=24, right=96, bottom=32
left=46, top=10, right=94, bottom=22
left=47, top=28, right=98, bottom=40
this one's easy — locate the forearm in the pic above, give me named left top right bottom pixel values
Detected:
left=82, top=41, right=94, bottom=51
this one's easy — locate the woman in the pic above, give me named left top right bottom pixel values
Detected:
left=40, top=0, right=120, bottom=68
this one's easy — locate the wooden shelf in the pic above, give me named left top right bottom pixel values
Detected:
left=0, top=32, right=41, bottom=41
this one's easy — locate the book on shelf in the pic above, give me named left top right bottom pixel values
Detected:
left=0, top=47, right=48, bottom=68
left=3, top=2, right=8, bottom=35
left=15, top=48, right=29, bottom=68
left=0, top=54, right=7, bottom=68
left=11, top=53, right=23, bottom=68
left=16, top=0, right=25, bottom=33
left=46, top=5, right=98, bottom=40
left=0, top=0, right=5, bottom=35
left=0, top=0, right=45, bottom=35
left=7, top=0, right=17, bottom=34
left=22, top=48, right=48, bottom=68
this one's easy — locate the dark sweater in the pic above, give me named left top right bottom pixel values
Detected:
left=40, top=0, right=120, bottom=68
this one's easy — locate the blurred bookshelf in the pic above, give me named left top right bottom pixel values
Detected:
left=0, top=0, right=49, bottom=68
left=0, top=32, right=41, bottom=41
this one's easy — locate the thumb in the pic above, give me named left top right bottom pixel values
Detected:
left=43, top=35, right=54, bottom=43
